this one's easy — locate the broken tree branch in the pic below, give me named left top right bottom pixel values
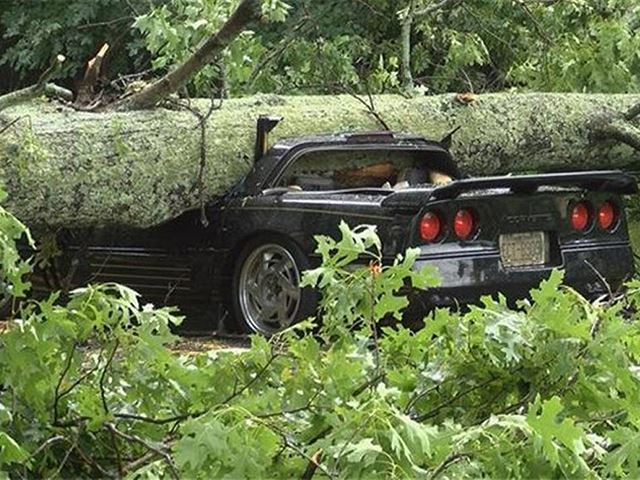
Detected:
left=117, top=0, right=261, bottom=110
left=76, top=43, right=110, bottom=106
left=0, top=55, right=72, bottom=111
left=515, top=0, right=552, bottom=45
left=347, top=87, right=391, bottom=131
left=43, top=83, right=74, bottom=103
left=301, top=449, right=324, bottom=480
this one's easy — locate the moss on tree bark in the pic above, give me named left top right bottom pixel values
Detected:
left=1, top=92, right=639, bottom=228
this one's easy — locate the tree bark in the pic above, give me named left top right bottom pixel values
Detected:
left=400, top=3, right=414, bottom=91
left=1, top=92, right=639, bottom=229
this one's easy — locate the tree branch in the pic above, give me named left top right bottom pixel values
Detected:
left=515, top=0, right=551, bottom=45
left=256, top=389, right=322, bottom=419
left=414, top=376, right=499, bottom=423
left=100, top=340, right=120, bottom=414
left=222, top=352, right=280, bottom=404
left=117, top=0, right=261, bottom=110
left=256, top=420, right=335, bottom=480
left=625, top=102, right=640, bottom=121
left=174, top=92, right=224, bottom=227
left=76, top=43, right=110, bottom=106
left=43, top=84, right=74, bottom=102
left=63, top=437, right=116, bottom=478
left=29, top=435, right=66, bottom=460
left=53, top=349, right=103, bottom=426
left=400, top=0, right=461, bottom=91
left=400, top=1, right=415, bottom=91
left=597, top=120, right=640, bottom=151
left=301, top=449, right=324, bottom=480
left=304, top=373, right=385, bottom=446
left=108, top=425, right=124, bottom=478
left=77, top=16, right=133, bottom=30
left=123, top=451, right=160, bottom=475
left=0, top=116, right=24, bottom=137
left=0, top=55, right=72, bottom=112
left=106, top=423, right=179, bottom=480
left=428, top=453, right=471, bottom=479
left=48, top=433, right=80, bottom=479
left=345, top=87, right=391, bottom=131
left=114, top=410, right=204, bottom=425
left=53, top=344, right=78, bottom=424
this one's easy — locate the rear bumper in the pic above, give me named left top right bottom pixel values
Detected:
left=412, top=241, right=634, bottom=308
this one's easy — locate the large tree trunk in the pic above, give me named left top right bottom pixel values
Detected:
left=1, top=92, right=639, bottom=229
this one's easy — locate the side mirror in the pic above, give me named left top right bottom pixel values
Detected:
left=255, top=115, right=283, bottom=161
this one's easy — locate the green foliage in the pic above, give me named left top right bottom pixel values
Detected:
left=132, top=0, right=292, bottom=96
left=302, top=222, right=439, bottom=338
left=1, top=215, right=640, bottom=477
left=132, top=0, right=639, bottom=96
left=499, top=0, right=640, bottom=92
left=0, top=0, right=153, bottom=92
left=2, top=0, right=638, bottom=96
left=0, top=186, right=32, bottom=311
left=404, top=0, right=640, bottom=93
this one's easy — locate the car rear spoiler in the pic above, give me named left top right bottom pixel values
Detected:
left=381, top=170, right=638, bottom=208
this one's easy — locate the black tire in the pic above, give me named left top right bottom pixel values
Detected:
left=231, top=235, right=317, bottom=335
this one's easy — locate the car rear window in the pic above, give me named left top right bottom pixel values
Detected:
left=278, top=149, right=453, bottom=191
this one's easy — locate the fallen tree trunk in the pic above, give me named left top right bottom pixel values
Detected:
left=1, top=92, right=639, bottom=228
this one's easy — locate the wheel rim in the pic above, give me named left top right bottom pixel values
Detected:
left=238, top=244, right=302, bottom=335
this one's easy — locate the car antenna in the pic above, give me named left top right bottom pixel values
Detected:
left=440, top=126, right=461, bottom=150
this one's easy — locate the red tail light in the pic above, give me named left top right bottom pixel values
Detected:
left=420, top=211, right=442, bottom=242
left=597, top=201, right=616, bottom=230
left=454, top=209, right=475, bottom=240
left=570, top=202, right=590, bottom=231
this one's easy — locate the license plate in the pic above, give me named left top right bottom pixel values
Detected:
left=499, top=232, right=549, bottom=268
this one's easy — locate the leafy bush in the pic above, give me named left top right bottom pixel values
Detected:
left=2, top=214, right=640, bottom=477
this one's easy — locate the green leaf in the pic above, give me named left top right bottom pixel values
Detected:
left=343, top=438, right=383, bottom=466
left=526, top=396, right=586, bottom=466
left=605, top=428, right=640, bottom=478
left=0, top=433, right=28, bottom=466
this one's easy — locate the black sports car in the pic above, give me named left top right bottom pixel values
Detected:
left=48, top=116, right=637, bottom=335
